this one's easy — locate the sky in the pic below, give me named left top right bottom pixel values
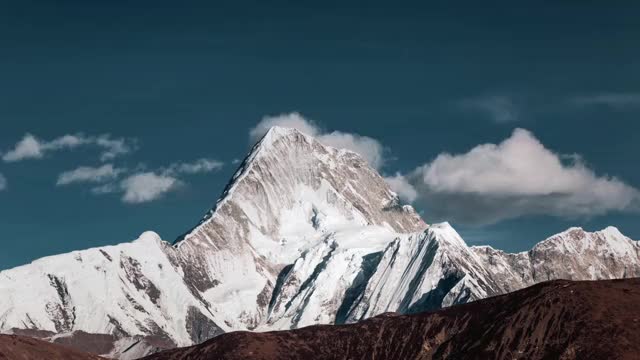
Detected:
left=1, top=1, right=639, bottom=270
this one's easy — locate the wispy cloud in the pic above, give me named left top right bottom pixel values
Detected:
left=249, top=112, right=386, bottom=169
left=118, top=158, right=224, bottom=203
left=384, top=173, right=418, bottom=203
left=163, top=158, right=224, bottom=175
left=2, top=129, right=224, bottom=204
left=1, top=133, right=136, bottom=162
left=120, top=172, right=182, bottom=204
left=458, top=95, right=519, bottom=123
left=388, top=128, right=640, bottom=225
left=72, top=158, right=225, bottom=204
left=94, top=135, right=136, bottom=161
left=56, top=164, right=125, bottom=186
left=90, top=183, right=119, bottom=195
left=0, top=173, right=6, bottom=191
left=572, top=93, right=640, bottom=108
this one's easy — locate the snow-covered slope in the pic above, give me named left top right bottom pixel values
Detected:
left=170, top=126, right=426, bottom=330
left=472, top=226, right=640, bottom=284
left=261, top=222, right=640, bottom=329
left=1, top=127, right=639, bottom=358
left=0, top=232, right=222, bottom=350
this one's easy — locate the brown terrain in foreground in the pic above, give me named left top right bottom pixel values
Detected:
left=0, top=334, right=103, bottom=360
left=144, top=278, right=640, bottom=360
left=1, top=278, right=638, bottom=359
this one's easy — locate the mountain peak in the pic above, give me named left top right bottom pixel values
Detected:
left=254, top=126, right=371, bottom=171
left=540, top=226, right=635, bottom=247
left=255, top=126, right=323, bottom=158
left=262, top=125, right=308, bottom=142
left=134, top=231, right=163, bottom=244
left=599, top=225, right=625, bottom=238
left=175, top=125, right=426, bottom=260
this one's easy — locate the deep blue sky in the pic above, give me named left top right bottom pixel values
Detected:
left=1, top=1, right=639, bottom=269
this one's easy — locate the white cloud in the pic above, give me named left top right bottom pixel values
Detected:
left=573, top=93, right=640, bottom=108
left=2, top=131, right=220, bottom=204
left=94, top=135, right=136, bottom=161
left=458, top=95, right=518, bottom=123
left=165, top=158, right=224, bottom=175
left=401, top=128, right=640, bottom=225
left=56, top=164, right=124, bottom=186
left=2, top=133, right=136, bottom=162
left=2, top=134, right=50, bottom=161
left=249, top=112, right=386, bottom=169
left=0, top=173, right=6, bottom=191
left=90, top=183, right=119, bottom=195
left=384, top=173, right=418, bottom=203
left=318, top=132, right=385, bottom=170
left=83, top=158, right=223, bottom=204
left=120, top=172, right=181, bottom=204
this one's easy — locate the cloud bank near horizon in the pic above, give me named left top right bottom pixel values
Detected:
left=386, top=128, right=640, bottom=225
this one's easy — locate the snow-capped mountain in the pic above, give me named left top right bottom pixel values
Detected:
left=170, top=127, right=426, bottom=331
left=0, top=127, right=639, bottom=358
left=261, top=222, right=640, bottom=329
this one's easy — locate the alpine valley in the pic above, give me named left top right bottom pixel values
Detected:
left=1, top=127, right=639, bottom=359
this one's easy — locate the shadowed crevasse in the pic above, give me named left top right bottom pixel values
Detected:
left=397, top=240, right=439, bottom=313
left=335, top=251, right=384, bottom=324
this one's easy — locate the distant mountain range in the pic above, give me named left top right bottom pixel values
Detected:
left=1, top=127, right=639, bottom=359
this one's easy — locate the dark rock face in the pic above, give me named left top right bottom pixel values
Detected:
left=7, top=327, right=55, bottom=338
left=335, top=251, right=383, bottom=325
left=107, top=315, right=130, bottom=338
left=143, top=278, right=640, bottom=360
left=50, top=331, right=116, bottom=356
left=120, top=254, right=162, bottom=306
left=0, top=334, right=102, bottom=360
left=99, top=250, right=113, bottom=262
left=185, top=307, right=224, bottom=344
left=46, top=274, right=76, bottom=332
left=116, top=335, right=177, bottom=358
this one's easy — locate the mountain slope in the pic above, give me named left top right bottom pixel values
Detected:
left=170, top=126, right=427, bottom=330
left=262, top=222, right=640, bottom=328
left=0, top=334, right=103, bottom=360
left=142, top=278, right=640, bottom=360
left=0, top=232, right=214, bottom=357
left=472, top=226, right=640, bottom=286
left=0, top=127, right=639, bottom=358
